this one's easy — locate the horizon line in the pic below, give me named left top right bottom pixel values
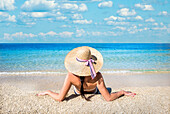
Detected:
left=0, top=42, right=170, bottom=44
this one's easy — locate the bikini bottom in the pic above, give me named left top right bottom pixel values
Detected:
left=74, top=86, right=112, bottom=95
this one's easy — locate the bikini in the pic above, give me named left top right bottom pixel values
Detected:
left=74, top=86, right=112, bottom=95
left=74, top=86, right=98, bottom=95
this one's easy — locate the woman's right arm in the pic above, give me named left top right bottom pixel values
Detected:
left=96, top=73, right=136, bottom=101
left=37, top=73, right=72, bottom=102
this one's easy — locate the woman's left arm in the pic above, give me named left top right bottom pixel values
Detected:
left=96, top=72, right=136, bottom=101
left=37, top=73, right=72, bottom=102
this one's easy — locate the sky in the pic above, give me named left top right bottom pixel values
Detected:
left=0, top=0, right=169, bottom=43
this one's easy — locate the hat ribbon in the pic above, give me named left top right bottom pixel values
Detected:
left=76, top=58, right=96, bottom=79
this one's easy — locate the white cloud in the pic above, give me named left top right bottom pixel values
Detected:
left=117, top=8, right=136, bottom=16
left=20, top=12, right=27, bottom=16
left=153, top=23, right=158, bottom=26
left=78, top=4, right=88, bottom=11
left=104, top=16, right=117, bottom=21
left=19, top=11, right=67, bottom=25
left=4, top=33, right=13, bottom=40
left=135, top=4, right=154, bottom=11
left=4, top=31, right=74, bottom=40
left=126, top=16, right=143, bottom=21
left=56, top=16, right=67, bottom=20
left=38, top=32, right=45, bottom=36
left=104, top=16, right=126, bottom=21
left=20, top=12, right=57, bottom=19
left=7, top=15, right=16, bottom=22
left=106, top=21, right=129, bottom=25
left=61, top=3, right=88, bottom=12
left=11, top=32, right=37, bottom=38
left=91, top=32, right=101, bottom=36
left=62, top=3, right=78, bottom=10
left=0, top=12, right=16, bottom=22
left=91, top=0, right=102, bottom=1
left=22, top=1, right=88, bottom=12
left=46, top=31, right=57, bottom=36
left=133, top=25, right=137, bottom=29
left=4, top=32, right=37, bottom=40
left=158, top=11, right=168, bottom=16
left=129, top=31, right=137, bottom=34
left=160, top=22, right=164, bottom=26
left=72, top=14, right=83, bottom=19
left=76, top=29, right=85, bottom=37
left=0, top=12, right=9, bottom=16
left=31, top=12, right=52, bottom=17
left=56, top=12, right=62, bottom=15
left=127, top=25, right=139, bottom=34
left=144, top=28, right=149, bottom=30
left=98, top=1, right=113, bottom=8
left=26, top=22, right=36, bottom=25
left=73, top=19, right=92, bottom=24
left=145, top=18, right=155, bottom=22
left=21, top=0, right=58, bottom=11
left=0, top=0, right=15, bottom=11
left=91, top=31, right=117, bottom=36
left=39, top=31, right=57, bottom=37
left=152, top=26, right=167, bottom=30
left=143, top=5, right=154, bottom=10
left=135, top=15, right=143, bottom=20
left=61, top=25, right=71, bottom=28
left=112, top=26, right=126, bottom=30
left=117, top=17, right=126, bottom=21
left=58, top=31, right=74, bottom=37
left=126, top=26, right=153, bottom=34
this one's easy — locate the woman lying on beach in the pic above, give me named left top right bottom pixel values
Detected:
left=37, top=46, right=136, bottom=102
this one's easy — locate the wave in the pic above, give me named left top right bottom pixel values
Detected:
left=101, top=70, right=143, bottom=74
left=0, top=71, right=67, bottom=76
left=102, top=69, right=170, bottom=74
left=1, top=69, right=169, bottom=76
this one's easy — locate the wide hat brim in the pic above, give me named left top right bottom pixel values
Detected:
left=64, top=46, right=103, bottom=76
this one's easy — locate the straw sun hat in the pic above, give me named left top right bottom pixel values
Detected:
left=64, top=46, right=103, bottom=78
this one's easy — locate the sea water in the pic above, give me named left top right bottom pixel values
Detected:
left=0, top=43, right=170, bottom=75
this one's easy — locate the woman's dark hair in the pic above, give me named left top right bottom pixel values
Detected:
left=80, top=77, right=90, bottom=101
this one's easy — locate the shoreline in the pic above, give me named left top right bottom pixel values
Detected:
left=0, top=72, right=170, bottom=91
left=0, top=70, right=169, bottom=77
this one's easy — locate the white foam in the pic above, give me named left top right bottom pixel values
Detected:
left=102, top=70, right=142, bottom=74
left=0, top=71, right=67, bottom=75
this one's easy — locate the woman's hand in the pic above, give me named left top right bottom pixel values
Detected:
left=36, top=90, right=52, bottom=96
left=123, top=90, right=136, bottom=97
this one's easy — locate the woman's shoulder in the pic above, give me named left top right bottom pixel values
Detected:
left=89, top=72, right=103, bottom=83
left=67, top=72, right=81, bottom=83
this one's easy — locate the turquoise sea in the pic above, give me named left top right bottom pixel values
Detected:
left=0, top=43, right=170, bottom=75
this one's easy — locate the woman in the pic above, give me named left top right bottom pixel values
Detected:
left=37, top=46, right=136, bottom=102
